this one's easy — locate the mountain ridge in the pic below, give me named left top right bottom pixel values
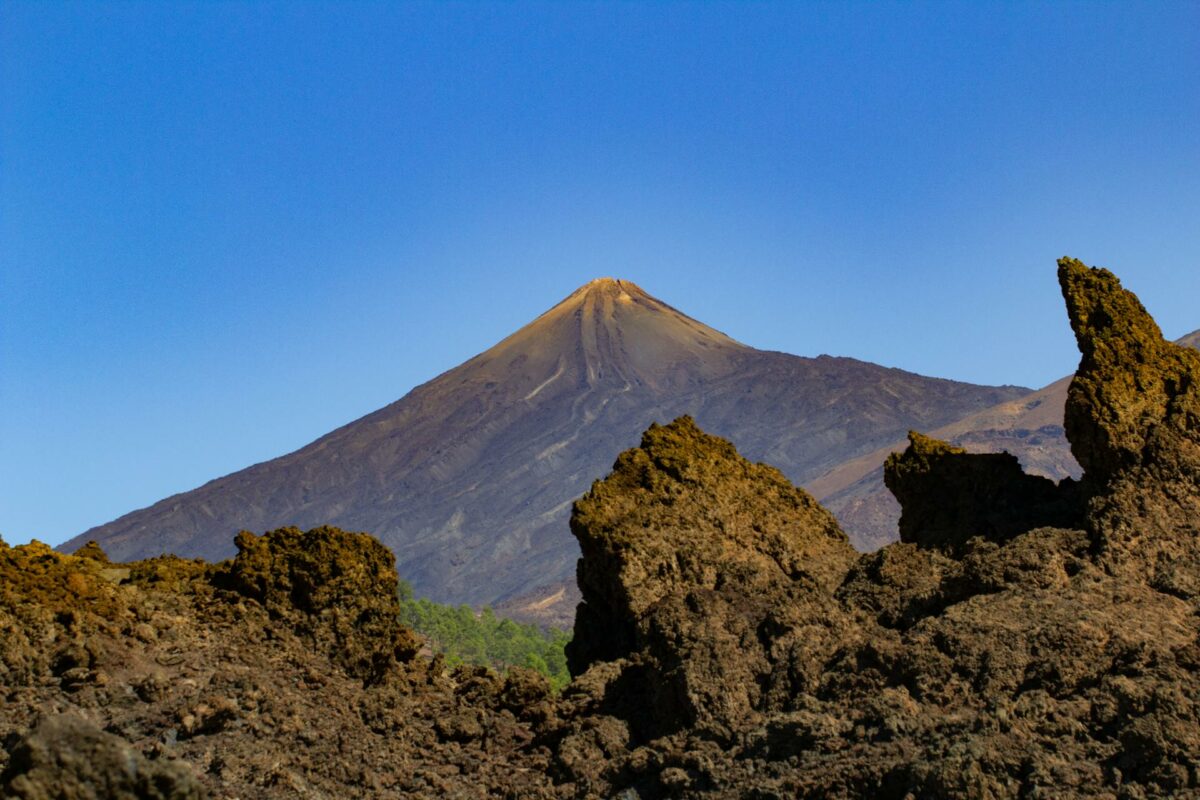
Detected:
left=64, top=278, right=1029, bottom=607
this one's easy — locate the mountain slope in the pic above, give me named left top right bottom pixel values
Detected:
left=813, top=327, right=1200, bottom=550
left=64, top=279, right=1029, bottom=606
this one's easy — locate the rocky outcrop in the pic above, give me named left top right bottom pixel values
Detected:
left=818, top=324, right=1200, bottom=559
left=547, top=257, right=1200, bottom=797
left=879, top=256, right=1200, bottom=570
left=884, top=430, right=1083, bottom=554
left=561, top=418, right=858, bottom=745
left=216, top=526, right=420, bottom=683
left=1058, top=258, right=1200, bottom=593
left=1059, top=257, right=1200, bottom=489
left=0, top=715, right=205, bottom=799
left=568, top=416, right=855, bottom=673
left=0, top=529, right=560, bottom=798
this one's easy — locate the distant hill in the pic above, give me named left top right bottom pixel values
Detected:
left=812, top=328, right=1200, bottom=550
left=63, top=279, right=1028, bottom=609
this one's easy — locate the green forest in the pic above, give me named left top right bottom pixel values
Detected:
left=397, top=580, right=572, bottom=690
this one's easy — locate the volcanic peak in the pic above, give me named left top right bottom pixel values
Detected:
left=484, top=276, right=748, bottom=387
left=61, top=270, right=1029, bottom=605
left=559, top=276, right=643, bottom=303
left=585, top=276, right=635, bottom=290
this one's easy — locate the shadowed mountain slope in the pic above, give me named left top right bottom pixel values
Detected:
left=814, top=328, right=1200, bottom=551
left=64, top=279, right=1027, bottom=606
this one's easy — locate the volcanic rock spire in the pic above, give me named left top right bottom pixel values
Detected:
left=566, top=416, right=857, bottom=738
left=1058, top=257, right=1200, bottom=590
left=1058, top=257, right=1200, bottom=493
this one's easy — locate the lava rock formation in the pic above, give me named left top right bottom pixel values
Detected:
left=552, top=257, right=1200, bottom=797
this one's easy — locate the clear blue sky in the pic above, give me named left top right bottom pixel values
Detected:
left=2, top=1, right=1198, bottom=546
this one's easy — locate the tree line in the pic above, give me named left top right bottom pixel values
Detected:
left=398, top=579, right=571, bottom=691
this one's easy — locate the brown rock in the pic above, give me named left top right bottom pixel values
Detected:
left=0, top=532, right=560, bottom=800
left=568, top=416, right=855, bottom=674
left=835, top=541, right=962, bottom=629
left=565, top=416, right=858, bottom=739
left=545, top=257, right=1200, bottom=799
left=1059, top=257, right=1200, bottom=488
left=0, top=714, right=205, bottom=799
left=216, top=526, right=420, bottom=682
left=1059, top=257, right=1200, bottom=586
left=883, top=430, right=1083, bottom=555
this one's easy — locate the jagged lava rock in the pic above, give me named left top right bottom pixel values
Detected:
left=0, top=714, right=206, bottom=800
left=568, top=415, right=856, bottom=674
left=1059, top=257, right=1200, bottom=488
left=562, top=416, right=859, bottom=750
left=550, top=258, right=1200, bottom=798
left=884, top=430, right=1083, bottom=554
left=1059, top=258, right=1200, bottom=591
left=216, top=526, right=420, bottom=683
left=0, top=528, right=560, bottom=798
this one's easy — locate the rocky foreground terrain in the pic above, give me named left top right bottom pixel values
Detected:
left=4, top=257, right=1200, bottom=798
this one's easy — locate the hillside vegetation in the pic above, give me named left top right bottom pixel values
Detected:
left=398, top=580, right=571, bottom=690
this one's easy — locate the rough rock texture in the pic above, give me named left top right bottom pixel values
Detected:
left=1, top=531, right=560, bottom=799
left=817, top=324, right=1200, bottom=557
left=1058, top=258, right=1200, bottom=594
left=561, top=417, right=858, bottom=752
left=1, top=714, right=205, bottom=799
left=215, top=526, right=420, bottom=683
left=568, top=416, right=855, bottom=674
left=884, top=430, right=1083, bottom=554
left=546, top=258, right=1200, bottom=798
left=1059, top=258, right=1200, bottom=489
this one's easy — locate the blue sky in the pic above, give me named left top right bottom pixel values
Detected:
left=2, top=1, right=1198, bottom=546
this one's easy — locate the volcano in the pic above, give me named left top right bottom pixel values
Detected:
left=64, top=278, right=1028, bottom=607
